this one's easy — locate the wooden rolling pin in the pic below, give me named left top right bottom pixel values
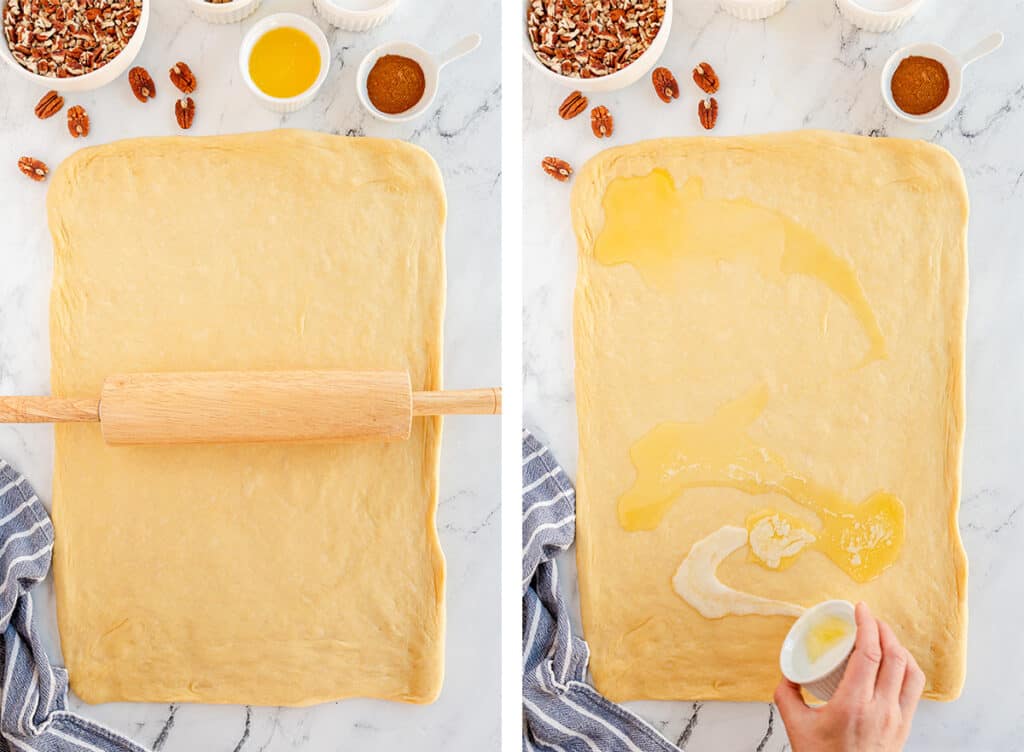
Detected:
left=0, top=370, right=501, bottom=446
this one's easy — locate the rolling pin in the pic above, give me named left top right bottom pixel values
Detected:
left=0, top=370, right=501, bottom=446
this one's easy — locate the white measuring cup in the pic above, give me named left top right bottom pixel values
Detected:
left=881, top=32, right=1004, bottom=123
left=356, top=33, right=482, bottom=123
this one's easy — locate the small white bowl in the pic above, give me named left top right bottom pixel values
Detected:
left=0, top=0, right=149, bottom=92
left=521, top=0, right=673, bottom=92
left=880, top=32, right=1003, bottom=123
left=239, top=13, right=331, bottom=114
left=313, top=0, right=397, bottom=31
left=835, top=0, right=923, bottom=33
left=719, top=0, right=789, bottom=21
left=780, top=600, right=857, bottom=702
left=356, top=33, right=481, bottom=123
left=185, top=0, right=262, bottom=24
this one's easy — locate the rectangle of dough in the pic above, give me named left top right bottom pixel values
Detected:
left=572, top=132, right=968, bottom=702
left=48, top=130, right=446, bottom=706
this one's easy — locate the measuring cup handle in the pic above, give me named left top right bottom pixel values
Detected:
left=437, top=33, right=482, bottom=70
left=957, top=32, right=1004, bottom=69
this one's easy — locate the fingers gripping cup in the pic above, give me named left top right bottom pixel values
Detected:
left=780, top=600, right=857, bottom=701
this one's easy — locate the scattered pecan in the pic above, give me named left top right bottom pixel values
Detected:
left=527, top=0, right=667, bottom=79
left=651, top=67, right=679, bottom=103
left=541, top=156, right=573, bottom=183
left=590, top=105, right=613, bottom=138
left=692, top=62, right=719, bottom=94
left=34, top=90, right=64, bottom=119
left=17, top=156, right=48, bottom=182
left=169, top=61, right=197, bottom=94
left=129, top=66, right=156, bottom=102
left=2, top=0, right=143, bottom=78
left=558, top=90, right=588, bottom=120
left=698, top=97, right=718, bottom=130
left=67, top=105, right=89, bottom=137
left=175, top=97, right=195, bottom=130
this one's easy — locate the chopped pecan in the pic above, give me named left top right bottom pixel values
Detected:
left=590, top=105, right=613, bottom=138
left=651, top=66, right=678, bottom=103
left=169, top=61, right=196, bottom=94
left=698, top=97, right=718, bottom=130
left=67, top=105, right=89, bottom=137
left=129, top=66, right=155, bottom=102
left=692, top=62, right=719, bottom=94
left=34, top=90, right=64, bottom=119
left=17, top=156, right=48, bottom=182
left=558, top=90, right=588, bottom=120
left=175, top=97, right=195, bottom=130
left=541, top=156, right=573, bottom=183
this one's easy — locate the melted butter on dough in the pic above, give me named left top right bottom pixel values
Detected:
left=672, top=526, right=804, bottom=619
left=620, top=387, right=906, bottom=583
left=594, top=169, right=887, bottom=365
left=747, top=511, right=816, bottom=569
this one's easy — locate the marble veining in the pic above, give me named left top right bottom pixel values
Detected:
left=0, top=0, right=499, bottom=749
left=523, top=0, right=1024, bottom=749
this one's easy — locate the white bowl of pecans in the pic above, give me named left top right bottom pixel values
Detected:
left=0, top=0, right=149, bottom=92
left=523, top=0, right=673, bottom=92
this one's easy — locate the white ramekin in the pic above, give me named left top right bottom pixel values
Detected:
left=835, top=0, right=924, bottom=33
left=185, top=0, right=262, bottom=25
left=719, top=0, right=789, bottom=21
left=780, top=600, right=857, bottom=702
left=239, top=13, right=331, bottom=114
left=0, top=0, right=149, bottom=92
left=522, top=0, right=673, bottom=92
left=313, top=0, right=397, bottom=30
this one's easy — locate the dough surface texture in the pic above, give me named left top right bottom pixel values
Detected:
left=48, top=130, right=446, bottom=706
left=571, top=131, right=968, bottom=702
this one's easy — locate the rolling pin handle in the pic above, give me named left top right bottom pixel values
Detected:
left=0, top=397, right=100, bottom=423
left=411, top=388, right=502, bottom=416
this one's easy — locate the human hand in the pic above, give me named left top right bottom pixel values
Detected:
left=774, top=602, right=926, bottom=752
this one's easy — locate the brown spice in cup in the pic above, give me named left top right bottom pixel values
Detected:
left=890, top=56, right=950, bottom=115
left=366, top=54, right=426, bottom=115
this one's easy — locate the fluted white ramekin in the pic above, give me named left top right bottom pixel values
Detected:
left=780, top=600, right=857, bottom=702
left=313, top=0, right=397, bottom=31
left=239, top=13, right=331, bottom=113
left=835, top=0, right=924, bottom=32
left=0, top=0, right=149, bottom=92
left=719, top=0, right=789, bottom=21
left=185, top=0, right=262, bottom=25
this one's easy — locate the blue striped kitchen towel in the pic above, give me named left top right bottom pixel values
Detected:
left=522, top=430, right=680, bottom=752
left=0, top=458, right=149, bottom=752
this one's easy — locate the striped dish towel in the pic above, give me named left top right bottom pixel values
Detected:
left=522, top=430, right=680, bottom=752
left=0, top=459, right=149, bottom=752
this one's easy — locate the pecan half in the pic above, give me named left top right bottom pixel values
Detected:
left=17, top=156, right=48, bottom=182
left=698, top=97, right=718, bottom=130
left=590, top=105, right=613, bottom=138
left=541, top=156, right=573, bottom=183
left=651, top=67, right=679, bottom=103
left=34, top=90, right=64, bottom=119
left=169, top=61, right=196, bottom=94
left=129, top=66, right=155, bottom=102
left=67, top=105, right=90, bottom=137
left=175, top=97, right=195, bottom=130
left=558, top=90, right=588, bottom=120
left=692, top=62, right=719, bottom=94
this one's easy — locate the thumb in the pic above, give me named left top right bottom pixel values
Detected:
left=774, top=678, right=811, bottom=726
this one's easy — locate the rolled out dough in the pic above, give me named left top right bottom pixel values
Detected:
left=48, top=130, right=446, bottom=706
left=572, top=132, right=968, bottom=702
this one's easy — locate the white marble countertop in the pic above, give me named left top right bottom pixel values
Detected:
left=523, top=1, right=1024, bottom=749
left=0, top=0, right=500, bottom=749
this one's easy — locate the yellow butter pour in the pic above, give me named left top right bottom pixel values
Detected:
left=248, top=27, right=321, bottom=99
left=593, top=169, right=887, bottom=365
left=619, top=387, right=905, bottom=583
